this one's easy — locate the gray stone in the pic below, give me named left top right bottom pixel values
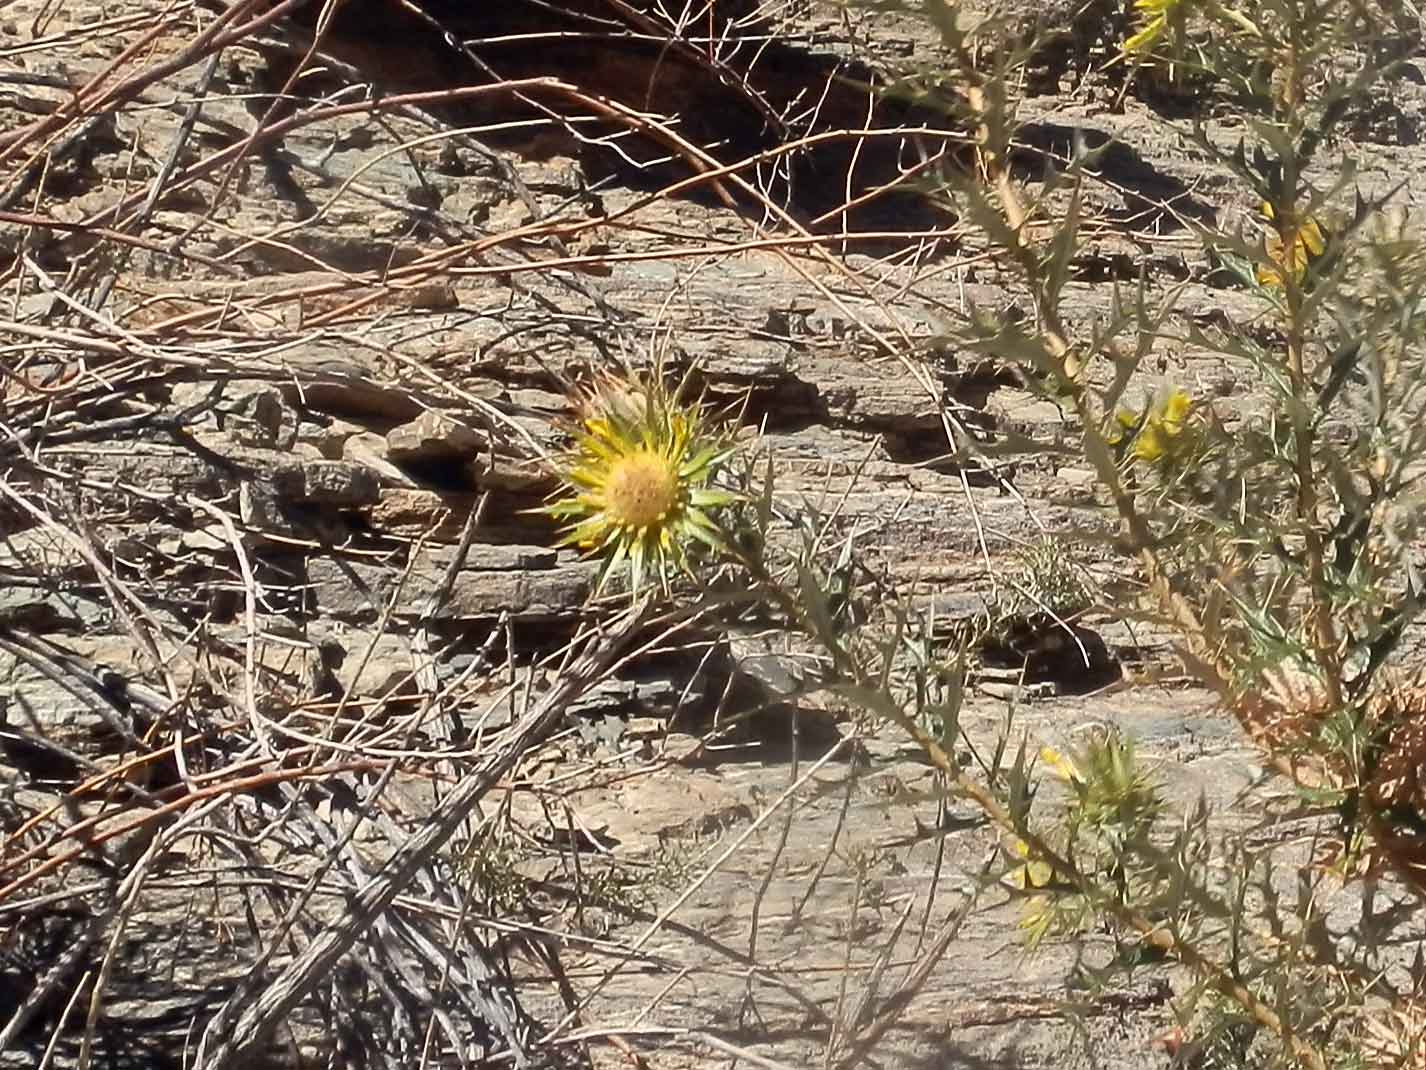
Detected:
left=276, top=461, right=380, bottom=507
left=170, top=379, right=299, bottom=449
left=428, top=543, right=559, bottom=571
left=298, top=416, right=368, bottom=460
left=442, top=561, right=596, bottom=619
left=566, top=671, right=700, bottom=715
left=178, top=524, right=232, bottom=553
left=216, top=630, right=330, bottom=702
left=916, top=591, right=992, bottom=634
left=1, top=648, right=110, bottom=762
left=304, top=626, right=422, bottom=700
left=365, top=488, right=479, bottom=540
left=0, top=587, right=108, bottom=631
left=281, top=371, right=424, bottom=424
left=726, top=631, right=807, bottom=697
left=384, top=410, right=485, bottom=464
left=0, top=528, right=87, bottom=574
left=480, top=453, right=548, bottom=492
left=308, top=553, right=594, bottom=619
left=342, top=432, right=421, bottom=488
left=43, top=443, right=224, bottom=498
left=238, top=481, right=289, bottom=533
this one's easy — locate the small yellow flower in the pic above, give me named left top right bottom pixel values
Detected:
left=1257, top=201, right=1327, bottom=289
left=1005, top=838, right=1059, bottom=891
left=544, top=370, right=737, bottom=595
left=1107, top=407, right=1141, bottom=445
left=1039, top=746, right=1084, bottom=784
left=1107, top=387, right=1197, bottom=467
left=1005, top=836, right=1079, bottom=896
left=1136, top=388, right=1191, bottom=462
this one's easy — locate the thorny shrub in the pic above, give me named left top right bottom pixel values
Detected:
left=546, top=0, right=1426, bottom=1065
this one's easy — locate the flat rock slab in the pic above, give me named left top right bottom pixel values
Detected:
left=307, top=551, right=595, bottom=620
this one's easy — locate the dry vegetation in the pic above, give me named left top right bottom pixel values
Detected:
left=4, top=2, right=1426, bottom=1069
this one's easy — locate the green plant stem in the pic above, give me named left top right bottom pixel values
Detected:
left=1275, top=39, right=1344, bottom=706
left=958, top=73, right=1234, bottom=700
left=1285, top=257, right=1345, bottom=713
left=1207, top=0, right=1263, bottom=39
left=737, top=551, right=1326, bottom=1070
left=855, top=692, right=1326, bottom=1070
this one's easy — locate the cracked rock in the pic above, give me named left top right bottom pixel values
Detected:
left=384, top=410, right=485, bottom=464
left=308, top=551, right=594, bottom=619
left=274, top=460, right=380, bottom=506
left=171, top=379, right=298, bottom=449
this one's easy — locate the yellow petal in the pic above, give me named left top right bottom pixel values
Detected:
left=1159, top=389, right=1192, bottom=434
left=1256, top=261, right=1284, bottom=289
left=1123, top=15, right=1165, bottom=53
left=1132, top=424, right=1166, bottom=463
left=1039, top=746, right=1083, bottom=783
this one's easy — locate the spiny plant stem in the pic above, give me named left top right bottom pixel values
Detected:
left=1280, top=141, right=1346, bottom=711
left=738, top=550, right=1327, bottom=1070
left=963, top=69, right=1228, bottom=702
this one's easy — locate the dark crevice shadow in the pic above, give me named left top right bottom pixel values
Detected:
left=1015, top=121, right=1217, bottom=230
left=280, top=0, right=962, bottom=253
left=0, top=912, right=227, bottom=1070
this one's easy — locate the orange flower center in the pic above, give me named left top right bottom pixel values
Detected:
left=605, top=451, right=678, bottom=529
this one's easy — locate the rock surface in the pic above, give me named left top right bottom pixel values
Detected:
left=2, top=3, right=1425, bottom=1070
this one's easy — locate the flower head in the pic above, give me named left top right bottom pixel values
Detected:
left=1122, top=0, right=1261, bottom=60
left=1039, top=746, right=1084, bottom=784
left=1108, top=386, right=1197, bottom=466
left=1257, top=201, right=1327, bottom=290
left=544, top=370, right=737, bottom=596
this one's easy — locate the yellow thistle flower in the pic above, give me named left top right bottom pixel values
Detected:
left=544, top=370, right=737, bottom=596
left=1133, top=387, right=1191, bottom=463
left=1000, top=752, right=1080, bottom=905
left=1107, top=387, right=1196, bottom=466
left=1257, top=201, right=1327, bottom=289
left=1005, top=837, right=1075, bottom=892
